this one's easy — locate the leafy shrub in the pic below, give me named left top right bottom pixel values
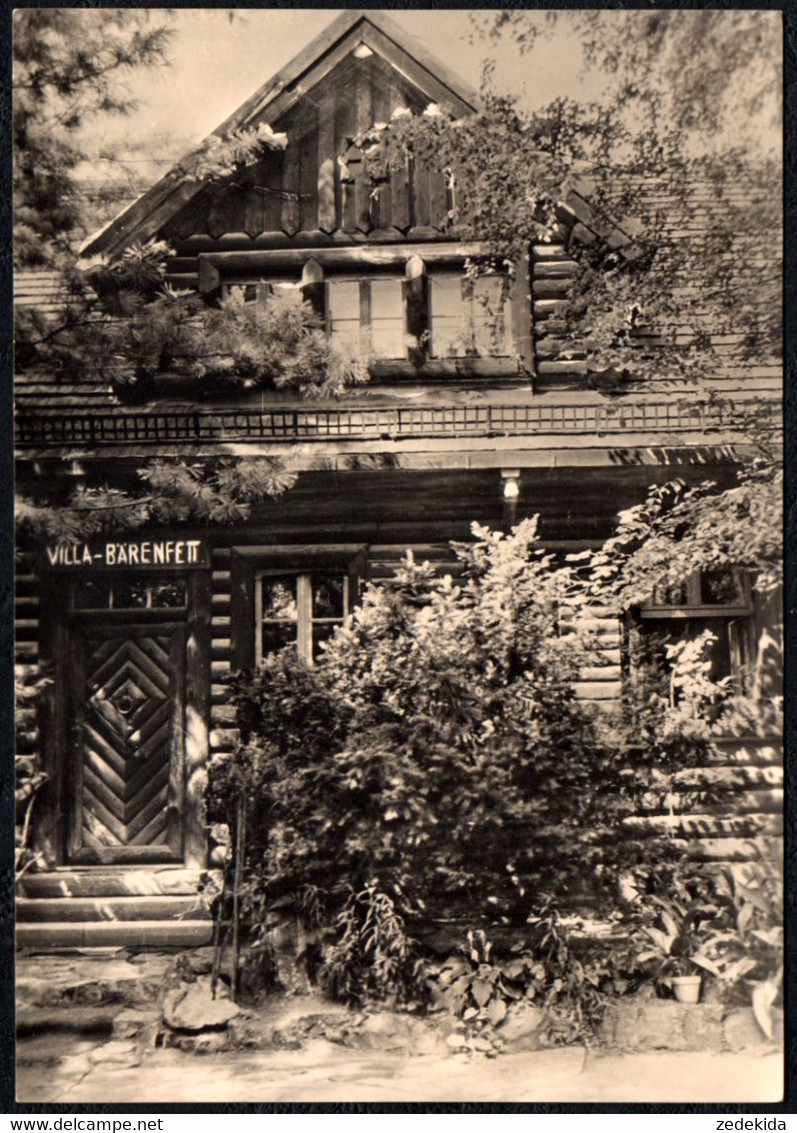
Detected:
left=318, top=880, right=423, bottom=1006
left=207, top=521, right=681, bottom=1002
left=211, top=522, right=638, bottom=933
left=627, top=858, right=783, bottom=1035
left=424, top=917, right=642, bottom=1047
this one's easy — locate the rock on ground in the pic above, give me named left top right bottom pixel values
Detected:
left=162, top=978, right=240, bottom=1033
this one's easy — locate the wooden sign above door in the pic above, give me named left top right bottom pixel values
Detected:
left=43, top=538, right=209, bottom=570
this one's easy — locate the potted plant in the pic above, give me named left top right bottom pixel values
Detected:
left=634, top=893, right=725, bottom=1003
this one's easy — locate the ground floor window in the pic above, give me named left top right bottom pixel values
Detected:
left=255, top=570, right=350, bottom=664
left=636, top=569, right=754, bottom=693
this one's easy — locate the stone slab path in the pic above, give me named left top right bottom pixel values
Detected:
left=17, top=1036, right=783, bottom=1105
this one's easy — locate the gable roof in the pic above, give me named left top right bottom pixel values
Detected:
left=80, top=10, right=480, bottom=261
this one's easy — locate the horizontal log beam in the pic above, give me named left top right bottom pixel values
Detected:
left=210, top=728, right=238, bottom=752
left=197, top=242, right=496, bottom=289
left=623, top=813, right=782, bottom=837
left=573, top=680, right=622, bottom=700
left=684, top=837, right=783, bottom=862
left=670, top=765, right=783, bottom=789
left=533, top=261, right=578, bottom=279
left=579, top=665, right=622, bottom=681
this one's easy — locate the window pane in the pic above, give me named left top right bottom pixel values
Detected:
left=228, top=283, right=259, bottom=304
left=72, top=579, right=112, bottom=610
left=642, top=618, right=735, bottom=684
left=651, top=580, right=689, bottom=606
left=329, top=324, right=361, bottom=354
left=430, top=277, right=469, bottom=357
left=472, top=277, right=508, bottom=354
left=370, top=278, right=405, bottom=358
left=312, top=621, right=341, bottom=660
left=262, top=622, right=298, bottom=656
left=261, top=576, right=298, bottom=621
left=327, top=280, right=361, bottom=320
left=150, top=579, right=187, bottom=608
left=271, top=282, right=303, bottom=306
left=431, top=275, right=465, bottom=317
left=370, top=279, right=403, bottom=319
left=328, top=281, right=361, bottom=355
left=312, top=575, right=346, bottom=619
left=371, top=318, right=405, bottom=358
left=701, top=570, right=743, bottom=605
left=113, top=580, right=149, bottom=608
left=433, top=316, right=470, bottom=357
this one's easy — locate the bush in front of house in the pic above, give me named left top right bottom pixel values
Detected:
left=209, top=520, right=658, bottom=1003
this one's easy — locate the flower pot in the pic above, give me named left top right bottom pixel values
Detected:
left=671, top=976, right=702, bottom=1004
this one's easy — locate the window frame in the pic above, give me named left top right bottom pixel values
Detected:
left=70, top=575, right=189, bottom=613
left=254, top=568, right=351, bottom=664
left=229, top=544, right=367, bottom=670
left=325, top=273, right=408, bottom=361
left=635, top=569, right=755, bottom=694
left=638, top=570, right=752, bottom=621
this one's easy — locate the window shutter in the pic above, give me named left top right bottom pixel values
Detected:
left=326, top=279, right=362, bottom=354
left=430, top=274, right=468, bottom=357
left=370, top=278, right=405, bottom=359
left=301, top=259, right=325, bottom=322
left=404, top=255, right=428, bottom=358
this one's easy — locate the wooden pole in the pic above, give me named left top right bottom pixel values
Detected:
left=231, top=795, right=247, bottom=1002
left=209, top=867, right=228, bottom=1000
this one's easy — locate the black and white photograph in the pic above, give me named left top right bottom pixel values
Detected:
left=12, top=6, right=784, bottom=1106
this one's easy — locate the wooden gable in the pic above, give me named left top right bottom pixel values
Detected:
left=163, top=48, right=451, bottom=248
left=81, top=11, right=479, bottom=262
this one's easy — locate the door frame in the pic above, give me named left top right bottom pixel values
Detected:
left=39, top=569, right=211, bottom=870
left=66, top=617, right=187, bottom=865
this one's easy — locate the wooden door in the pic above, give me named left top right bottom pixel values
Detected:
left=67, top=620, right=187, bottom=864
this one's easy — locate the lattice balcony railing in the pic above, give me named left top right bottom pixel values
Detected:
left=15, top=398, right=742, bottom=449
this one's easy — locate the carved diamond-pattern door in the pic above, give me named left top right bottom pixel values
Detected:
left=68, top=622, right=186, bottom=864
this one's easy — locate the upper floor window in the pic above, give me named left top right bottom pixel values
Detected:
left=220, top=262, right=512, bottom=364
left=429, top=274, right=509, bottom=358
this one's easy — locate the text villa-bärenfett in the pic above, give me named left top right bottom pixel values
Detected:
left=45, top=539, right=207, bottom=568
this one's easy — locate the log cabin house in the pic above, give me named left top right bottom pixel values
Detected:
left=15, top=11, right=782, bottom=948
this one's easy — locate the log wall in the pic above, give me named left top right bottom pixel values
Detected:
left=531, top=176, right=781, bottom=398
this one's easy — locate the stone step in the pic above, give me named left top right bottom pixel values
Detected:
left=17, top=1006, right=120, bottom=1038
left=16, top=950, right=175, bottom=1010
left=17, top=920, right=213, bottom=950
left=17, top=895, right=207, bottom=923
left=19, top=869, right=203, bottom=899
